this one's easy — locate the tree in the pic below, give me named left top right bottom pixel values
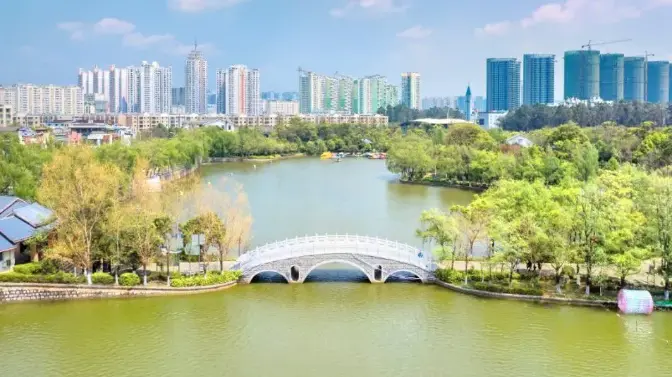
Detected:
left=38, top=147, right=123, bottom=285
left=123, top=205, right=163, bottom=285
left=451, top=201, right=490, bottom=283
left=639, top=174, right=672, bottom=299
left=416, top=209, right=458, bottom=269
left=611, top=249, right=647, bottom=288
left=570, top=184, right=610, bottom=295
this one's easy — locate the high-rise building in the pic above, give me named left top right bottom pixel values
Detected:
left=109, top=65, right=130, bottom=113
left=646, top=61, right=670, bottom=104
left=215, top=70, right=226, bottom=114
left=1, top=84, right=83, bottom=115
left=185, top=45, right=208, bottom=114
left=400, top=72, right=421, bottom=109
left=216, top=65, right=261, bottom=115
left=599, top=53, right=624, bottom=101
left=564, top=50, right=600, bottom=100
left=624, top=57, right=645, bottom=102
left=138, top=61, right=172, bottom=114
left=523, top=54, right=555, bottom=105
left=473, top=96, right=486, bottom=112
left=486, top=58, right=521, bottom=111
left=172, top=87, right=186, bottom=106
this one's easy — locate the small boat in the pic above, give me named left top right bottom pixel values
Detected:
left=320, top=152, right=333, bottom=159
left=335, top=157, right=342, bottom=162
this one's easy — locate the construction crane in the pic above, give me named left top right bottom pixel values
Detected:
left=581, top=38, right=632, bottom=51
left=575, top=39, right=631, bottom=100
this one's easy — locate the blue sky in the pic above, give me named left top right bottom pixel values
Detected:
left=2, top=0, right=672, bottom=98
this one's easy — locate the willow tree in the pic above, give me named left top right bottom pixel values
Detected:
left=416, top=209, right=458, bottom=269
left=38, top=147, right=123, bottom=285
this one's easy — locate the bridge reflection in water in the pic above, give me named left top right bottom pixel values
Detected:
left=234, top=234, right=436, bottom=284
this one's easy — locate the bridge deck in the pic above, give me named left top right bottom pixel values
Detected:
left=235, top=234, right=434, bottom=272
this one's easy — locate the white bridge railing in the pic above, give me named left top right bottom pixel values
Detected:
left=235, top=234, right=435, bottom=272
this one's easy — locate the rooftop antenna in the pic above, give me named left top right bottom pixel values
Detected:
left=194, top=38, right=198, bottom=51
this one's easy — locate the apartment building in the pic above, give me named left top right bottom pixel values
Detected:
left=0, top=104, right=12, bottom=127
left=1, top=85, right=84, bottom=116
left=263, top=100, right=299, bottom=115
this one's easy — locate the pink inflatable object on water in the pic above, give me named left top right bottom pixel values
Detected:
left=617, top=289, right=654, bottom=315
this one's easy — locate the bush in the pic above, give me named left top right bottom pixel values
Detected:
left=435, top=268, right=465, bottom=284
left=91, top=272, right=114, bottom=285
left=119, top=273, right=141, bottom=287
left=170, top=270, right=241, bottom=288
left=0, top=271, right=86, bottom=284
left=471, top=281, right=543, bottom=296
left=12, top=262, right=42, bottom=275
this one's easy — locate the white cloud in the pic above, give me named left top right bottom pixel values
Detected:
left=397, top=25, right=432, bottom=39
left=168, top=0, right=246, bottom=12
left=474, top=21, right=512, bottom=36
left=330, top=0, right=408, bottom=18
left=56, top=18, right=216, bottom=56
left=475, top=0, right=664, bottom=36
left=94, top=18, right=136, bottom=35
left=57, top=22, right=86, bottom=40
left=123, top=32, right=174, bottom=47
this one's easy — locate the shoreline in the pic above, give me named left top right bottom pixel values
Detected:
left=204, top=153, right=306, bottom=164
left=0, top=281, right=237, bottom=304
left=433, top=280, right=619, bottom=309
left=398, top=179, right=488, bottom=192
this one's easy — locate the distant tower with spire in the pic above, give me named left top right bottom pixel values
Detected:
left=465, top=85, right=472, bottom=121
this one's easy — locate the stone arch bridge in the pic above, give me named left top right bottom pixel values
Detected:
left=232, top=234, right=436, bottom=284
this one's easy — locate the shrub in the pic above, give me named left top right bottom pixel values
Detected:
left=0, top=271, right=86, bottom=284
left=170, top=270, right=241, bottom=288
left=12, top=262, right=42, bottom=275
left=91, top=272, right=114, bottom=285
left=435, top=268, right=465, bottom=284
left=561, top=265, right=576, bottom=278
left=471, top=281, right=543, bottom=296
left=119, top=273, right=141, bottom=287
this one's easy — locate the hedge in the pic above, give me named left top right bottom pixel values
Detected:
left=470, top=282, right=543, bottom=296
left=91, top=272, right=115, bottom=285
left=119, top=273, right=141, bottom=287
left=0, top=271, right=86, bottom=284
left=170, top=271, right=241, bottom=288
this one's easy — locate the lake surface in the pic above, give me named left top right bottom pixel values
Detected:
left=2, top=158, right=672, bottom=377
left=198, top=158, right=474, bottom=250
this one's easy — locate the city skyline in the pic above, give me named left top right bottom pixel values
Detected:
left=3, top=0, right=672, bottom=99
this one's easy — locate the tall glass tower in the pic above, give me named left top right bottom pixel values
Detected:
left=564, top=50, right=600, bottom=100
left=646, top=61, right=670, bottom=104
left=486, top=58, right=521, bottom=111
left=523, top=54, right=555, bottom=105
left=624, top=57, right=645, bottom=102
left=599, top=53, right=624, bottom=101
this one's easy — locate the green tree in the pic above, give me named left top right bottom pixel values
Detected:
left=416, top=209, right=458, bottom=269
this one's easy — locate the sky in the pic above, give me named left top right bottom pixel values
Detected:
left=2, top=0, right=672, bottom=99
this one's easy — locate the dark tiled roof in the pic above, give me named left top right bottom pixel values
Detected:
left=0, top=197, right=55, bottom=248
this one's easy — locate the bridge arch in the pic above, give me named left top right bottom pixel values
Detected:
left=384, top=269, right=425, bottom=283
left=237, top=234, right=435, bottom=284
left=248, top=270, right=290, bottom=283
left=302, top=259, right=374, bottom=283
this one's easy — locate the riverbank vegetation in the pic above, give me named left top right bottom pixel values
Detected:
left=388, top=122, right=672, bottom=186
left=1, top=121, right=398, bottom=201
left=1, top=143, right=252, bottom=287
left=413, top=127, right=672, bottom=299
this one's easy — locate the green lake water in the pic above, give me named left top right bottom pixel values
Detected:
left=1, top=158, right=671, bottom=376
